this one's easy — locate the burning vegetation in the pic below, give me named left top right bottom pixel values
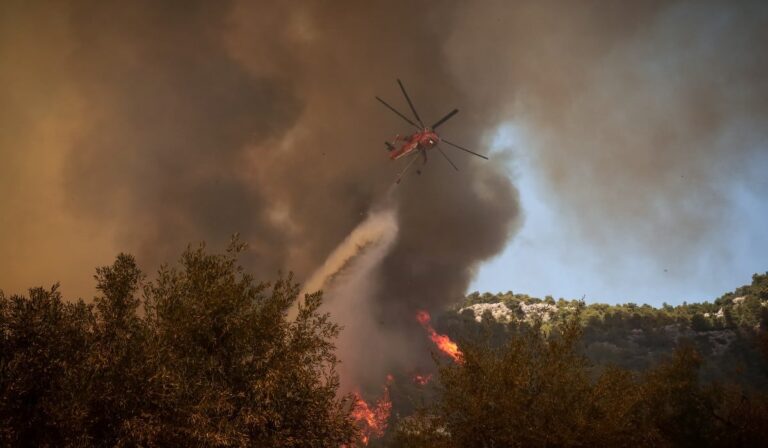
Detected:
left=349, top=377, right=393, bottom=446
left=416, top=310, right=464, bottom=364
left=3, top=0, right=768, bottom=446
left=2, top=243, right=768, bottom=447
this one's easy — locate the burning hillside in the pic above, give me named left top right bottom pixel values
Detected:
left=348, top=376, right=393, bottom=446
left=416, top=310, right=464, bottom=364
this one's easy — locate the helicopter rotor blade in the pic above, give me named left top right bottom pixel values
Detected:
left=397, top=79, right=425, bottom=128
left=375, top=96, right=421, bottom=130
left=437, top=145, right=459, bottom=171
left=442, top=139, right=489, bottom=160
left=431, top=109, right=459, bottom=130
left=395, top=151, right=421, bottom=184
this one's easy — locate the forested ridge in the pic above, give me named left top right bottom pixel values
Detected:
left=2, top=243, right=768, bottom=447
left=386, top=274, right=768, bottom=447
left=450, top=274, right=768, bottom=387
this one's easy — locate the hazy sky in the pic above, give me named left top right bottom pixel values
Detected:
left=1, top=0, right=767, bottom=309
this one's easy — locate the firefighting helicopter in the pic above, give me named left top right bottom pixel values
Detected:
left=376, top=79, right=488, bottom=183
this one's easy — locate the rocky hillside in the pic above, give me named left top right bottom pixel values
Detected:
left=441, top=272, right=768, bottom=388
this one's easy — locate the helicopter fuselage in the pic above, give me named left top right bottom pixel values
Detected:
left=389, top=129, right=440, bottom=160
left=376, top=78, right=486, bottom=184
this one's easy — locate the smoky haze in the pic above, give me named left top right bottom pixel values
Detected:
left=2, top=0, right=767, bottom=390
left=447, top=0, right=768, bottom=280
left=0, top=0, right=519, bottom=391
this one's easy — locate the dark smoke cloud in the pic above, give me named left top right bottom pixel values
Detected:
left=1, top=0, right=519, bottom=390
left=223, top=1, right=520, bottom=389
left=63, top=0, right=302, bottom=272
left=3, top=0, right=766, bottom=390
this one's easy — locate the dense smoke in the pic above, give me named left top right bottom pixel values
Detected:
left=0, top=0, right=518, bottom=391
left=2, top=0, right=767, bottom=389
left=300, top=204, right=406, bottom=391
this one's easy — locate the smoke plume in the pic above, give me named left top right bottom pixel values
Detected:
left=3, top=0, right=767, bottom=389
left=289, top=200, right=408, bottom=390
left=0, top=0, right=519, bottom=391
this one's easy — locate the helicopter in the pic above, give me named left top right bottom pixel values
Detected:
left=376, top=79, right=488, bottom=183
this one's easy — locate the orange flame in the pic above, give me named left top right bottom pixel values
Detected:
left=349, top=376, right=393, bottom=445
left=416, top=310, right=464, bottom=363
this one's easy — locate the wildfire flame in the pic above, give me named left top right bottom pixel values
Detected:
left=416, top=310, right=464, bottom=363
left=349, top=376, right=393, bottom=445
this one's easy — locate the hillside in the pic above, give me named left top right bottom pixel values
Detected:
left=378, top=274, right=768, bottom=446
left=441, top=273, right=768, bottom=388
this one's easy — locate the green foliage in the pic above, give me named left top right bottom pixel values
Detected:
left=2, top=250, right=767, bottom=447
left=436, top=318, right=598, bottom=447
left=454, top=273, right=768, bottom=386
left=0, top=285, right=93, bottom=446
left=89, top=253, right=150, bottom=446
left=0, top=242, right=357, bottom=447
left=396, top=274, right=768, bottom=446
left=396, top=319, right=768, bottom=447
left=690, top=313, right=712, bottom=332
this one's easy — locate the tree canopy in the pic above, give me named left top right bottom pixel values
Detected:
left=393, top=317, right=768, bottom=447
left=0, top=242, right=358, bottom=447
left=2, top=243, right=768, bottom=446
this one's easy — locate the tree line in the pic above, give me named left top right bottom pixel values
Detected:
left=391, top=317, right=768, bottom=447
left=1, top=242, right=356, bottom=447
left=2, top=242, right=768, bottom=446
